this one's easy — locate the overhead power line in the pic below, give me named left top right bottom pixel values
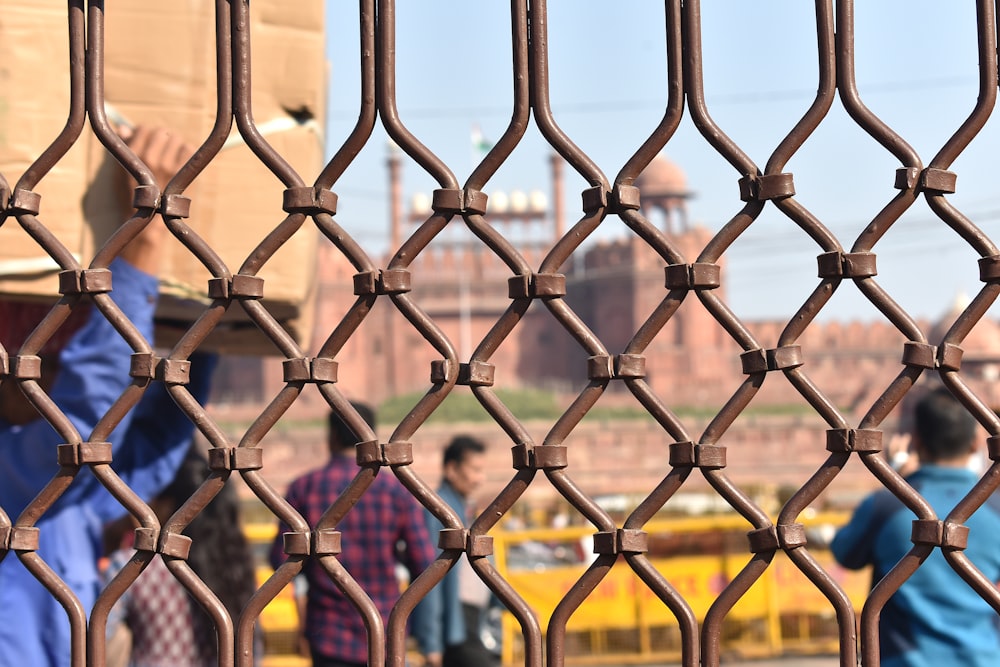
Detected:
left=329, top=76, right=977, bottom=121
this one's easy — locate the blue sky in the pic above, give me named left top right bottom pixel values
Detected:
left=322, top=1, right=997, bottom=323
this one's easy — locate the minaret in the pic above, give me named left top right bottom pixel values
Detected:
left=550, top=152, right=565, bottom=240
left=387, top=142, right=403, bottom=251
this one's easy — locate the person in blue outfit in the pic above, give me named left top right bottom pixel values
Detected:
left=831, top=386, right=1000, bottom=667
left=412, top=435, right=498, bottom=667
left=0, top=127, right=216, bottom=667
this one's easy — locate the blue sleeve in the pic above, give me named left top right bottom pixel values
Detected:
left=51, top=258, right=158, bottom=435
left=831, top=493, right=881, bottom=570
left=0, top=259, right=158, bottom=516
left=90, top=352, right=218, bottom=522
left=411, top=505, right=445, bottom=656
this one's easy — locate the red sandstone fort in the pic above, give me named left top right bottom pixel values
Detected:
left=213, top=154, right=1000, bottom=509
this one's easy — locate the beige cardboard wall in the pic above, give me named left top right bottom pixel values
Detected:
left=0, top=1, right=325, bottom=354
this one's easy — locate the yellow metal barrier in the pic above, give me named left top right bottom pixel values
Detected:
left=493, top=512, right=869, bottom=665
left=246, top=512, right=867, bottom=666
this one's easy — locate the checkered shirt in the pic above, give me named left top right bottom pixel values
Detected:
left=106, top=551, right=216, bottom=667
left=271, top=455, right=437, bottom=664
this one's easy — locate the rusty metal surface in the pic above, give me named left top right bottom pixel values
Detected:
left=1, top=1, right=1000, bottom=666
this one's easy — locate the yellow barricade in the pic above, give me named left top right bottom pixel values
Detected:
left=495, top=513, right=869, bottom=664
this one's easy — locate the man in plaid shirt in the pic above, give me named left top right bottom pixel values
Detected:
left=270, top=403, right=436, bottom=667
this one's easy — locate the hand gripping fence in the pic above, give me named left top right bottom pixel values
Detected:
left=2, top=1, right=1000, bottom=666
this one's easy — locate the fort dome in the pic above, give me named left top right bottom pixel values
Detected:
left=635, top=155, right=689, bottom=198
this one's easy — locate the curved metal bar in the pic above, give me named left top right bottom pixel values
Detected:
left=926, top=0, right=996, bottom=170
left=703, top=469, right=772, bottom=529
left=698, top=375, right=765, bottom=446
left=239, top=385, right=305, bottom=450
left=17, top=551, right=88, bottom=667
left=314, top=466, right=379, bottom=535
left=314, top=211, right=379, bottom=273
left=470, top=555, right=543, bottom=667
left=625, top=552, right=700, bottom=667
left=468, top=299, right=532, bottom=365
left=539, top=209, right=608, bottom=275
left=860, top=545, right=932, bottom=664
left=546, top=554, right=618, bottom=666
left=764, top=0, right=836, bottom=175
left=387, top=212, right=453, bottom=270
left=541, top=298, right=607, bottom=357
left=625, top=467, right=692, bottom=530
left=528, top=0, right=608, bottom=189
left=89, top=550, right=156, bottom=667
left=852, top=275, right=925, bottom=343
left=701, top=550, right=774, bottom=665
left=783, top=367, right=849, bottom=429
left=164, top=557, right=235, bottom=667
left=784, top=545, right=858, bottom=667
left=464, top=0, right=531, bottom=191
left=835, top=0, right=921, bottom=168
left=545, top=468, right=616, bottom=534
left=857, top=366, right=924, bottom=433
left=240, top=299, right=306, bottom=359
left=15, top=0, right=87, bottom=192
left=696, top=201, right=765, bottom=268
left=238, top=212, right=309, bottom=277
left=167, top=303, right=231, bottom=364
left=614, top=0, right=684, bottom=186
left=315, top=295, right=379, bottom=360
left=229, top=0, right=303, bottom=188
left=85, top=1, right=155, bottom=191
left=618, top=209, right=687, bottom=266
left=13, top=467, right=78, bottom=529
left=387, top=556, right=459, bottom=667
left=471, top=386, right=535, bottom=447
left=466, top=472, right=543, bottom=665
left=238, top=558, right=305, bottom=667
left=926, top=196, right=999, bottom=258
left=776, top=278, right=843, bottom=347
left=384, top=292, right=459, bottom=440
left=314, top=554, right=387, bottom=667
left=624, top=378, right=692, bottom=443
left=682, top=0, right=756, bottom=175
left=943, top=548, right=1000, bottom=615
left=624, top=288, right=686, bottom=356
left=374, top=0, right=457, bottom=189
left=316, top=0, right=378, bottom=190
left=463, top=213, right=533, bottom=275
left=14, top=212, right=87, bottom=271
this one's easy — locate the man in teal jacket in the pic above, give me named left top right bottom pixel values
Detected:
left=832, top=387, right=1000, bottom=667
left=412, top=435, right=497, bottom=667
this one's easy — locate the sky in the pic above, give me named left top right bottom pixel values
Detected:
left=321, top=1, right=999, bottom=324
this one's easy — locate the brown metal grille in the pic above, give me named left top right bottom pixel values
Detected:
left=2, top=1, right=1000, bottom=666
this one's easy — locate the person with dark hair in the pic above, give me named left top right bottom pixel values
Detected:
left=269, top=402, right=436, bottom=667
left=412, top=435, right=497, bottom=667
left=103, top=447, right=256, bottom=666
left=0, top=127, right=219, bottom=667
left=832, top=387, right=1000, bottom=666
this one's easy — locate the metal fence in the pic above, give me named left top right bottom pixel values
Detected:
left=2, top=1, right=1000, bottom=666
